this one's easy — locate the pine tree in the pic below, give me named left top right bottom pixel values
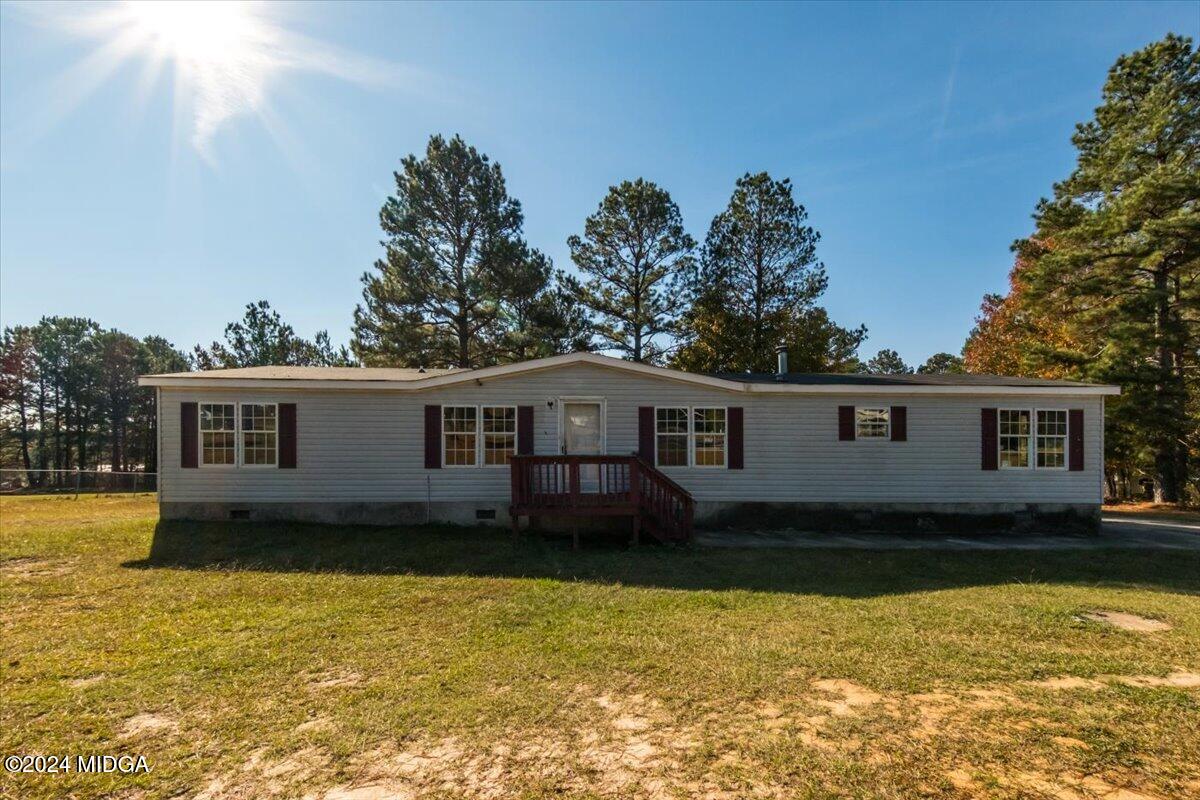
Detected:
left=568, top=179, right=695, bottom=363
left=672, top=172, right=864, bottom=373
left=353, top=134, right=529, bottom=368
left=917, top=352, right=966, bottom=375
left=674, top=172, right=831, bottom=372
left=195, top=301, right=353, bottom=368
left=863, top=349, right=913, bottom=375
left=1015, top=34, right=1199, bottom=502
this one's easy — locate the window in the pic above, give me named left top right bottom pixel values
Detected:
left=482, top=406, right=516, bottom=466
left=443, top=406, right=478, bottom=466
left=655, top=407, right=689, bottom=467
left=855, top=407, right=890, bottom=439
left=199, top=403, right=236, bottom=465
left=240, top=403, right=277, bottom=466
left=999, top=409, right=1031, bottom=468
left=693, top=407, right=727, bottom=467
left=1036, top=410, right=1067, bottom=469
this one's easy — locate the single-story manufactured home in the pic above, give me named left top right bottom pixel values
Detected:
left=139, top=351, right=1119, bottom=539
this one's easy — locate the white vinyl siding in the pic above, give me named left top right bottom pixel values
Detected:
left=159, top=363, right=1103, bottom=505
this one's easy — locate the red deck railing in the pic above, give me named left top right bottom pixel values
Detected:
left=509, top=454, right=693, bottom=543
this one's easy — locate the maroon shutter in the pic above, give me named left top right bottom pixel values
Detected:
left=981, top=408, right=998, bottom=470
left=727, top=407, right=744, bottom=469
left=838, top=406, right=855, bottom=441
left=638, top=406, right=654, bottom=460
left=278, top=403, right=297, bottom=468
left=517, top=405, right=534, bottom=455
left=1068, top=409, right=1084, bottom=471
left=891, top=406, right=907, bottom=441
left=424, top=405, right=441, bottom=468
left=181, top=402, right=198, bottom=468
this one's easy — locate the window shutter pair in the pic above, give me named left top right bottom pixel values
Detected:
left=422, top=405, right=534, bottom=468
left=636, top=406, right=744, bottom=469
left=980, top=407, right=1084, bottom=471
left=180, top=401, right=296, bottom=468
left=838, top=406, right=907, bottom=441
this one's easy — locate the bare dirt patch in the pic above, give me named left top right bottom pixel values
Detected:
left=810, top=678, right=882, bottom=716
left=0, top=556, right=74, bottom=578
left=307, top=670, right=362, bottom=690
left=66, top=674, right=106, bottom=689
left=1081, top=611, right=1173, bottom=633
left=118, top=712, right=176, bottom=739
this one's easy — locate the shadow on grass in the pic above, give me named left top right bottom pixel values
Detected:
left=121, top=520, right=1200, bottom=598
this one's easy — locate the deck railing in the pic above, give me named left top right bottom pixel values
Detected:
left=509, top=454, right=693, bottom=542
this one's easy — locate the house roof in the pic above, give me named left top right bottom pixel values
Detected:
left=139, top=352, right=1120, bottom=396
left=711, top=371, right=1097, bottom=388
left=148, top=365, right=460, bottom=381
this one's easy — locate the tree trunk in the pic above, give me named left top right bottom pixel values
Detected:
left=1151, top=268, right=1179, bottom=503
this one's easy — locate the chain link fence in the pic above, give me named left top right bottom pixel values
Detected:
left=0, top=469, right=157, bottom=495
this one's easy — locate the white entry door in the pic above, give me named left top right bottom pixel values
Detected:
left=562, top=401, right=603, bottom=492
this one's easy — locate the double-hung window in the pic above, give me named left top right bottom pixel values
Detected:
left=692, top=407, right=727, bottom=467
left=656, top=406, right=727, bottom=467
left=482, top=406, right=517, bottom=466
left=443, top=406, right=478, bottom=467
left=199, top=403, right=237, bottom=465
left=999, top=409, right=1032, bottom=468
left=655, top=408, right=690, bottom=467
left=855, top=407, right=890, bottom=439
left=1036, top=409, right=1068, bottom=469
left=444, top=406, right=517, bottom=467
left=241, top=403, right=277, bottom=466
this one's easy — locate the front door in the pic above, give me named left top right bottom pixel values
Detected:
left=562, top=401, right=603, bottom=492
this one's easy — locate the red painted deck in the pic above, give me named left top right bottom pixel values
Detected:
left=509, top=454, right=694, bottom=545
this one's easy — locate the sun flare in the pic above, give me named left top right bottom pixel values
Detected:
left=123, top=1, right=260, bottom=66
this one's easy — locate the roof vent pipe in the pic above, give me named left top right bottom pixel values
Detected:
left=775, top=344, right=788, bottom=379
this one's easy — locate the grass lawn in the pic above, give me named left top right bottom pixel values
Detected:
left=2, top=494, right=1198, bottom=800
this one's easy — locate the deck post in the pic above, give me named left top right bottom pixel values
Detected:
left=629, top=459, right=641, bottom=547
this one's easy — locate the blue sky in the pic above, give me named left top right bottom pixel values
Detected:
left=1, top=1, right=1195, bottom=366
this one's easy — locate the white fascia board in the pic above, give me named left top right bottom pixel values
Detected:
left=138, top=351, right=1120, bottom=395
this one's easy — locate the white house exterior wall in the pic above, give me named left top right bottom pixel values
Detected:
left=157, top=363, right=1104, bottom=514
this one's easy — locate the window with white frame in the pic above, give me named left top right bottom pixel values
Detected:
left=240, top=403, right=277, bottom=466
left=855, top=407, right=890, bottom=439
left=999, top=409, right=1032, bottom=468
left=199, top=403, right=236, bottom=465
left=693, top=407, right=727, bottom=467
left=482, top=406, right=516, bottom=466
left=1036, top=409, right=1067, bottom=469
left=655, top=407, right=690, bottom=467
left=443, top=406, right=478, bottom=466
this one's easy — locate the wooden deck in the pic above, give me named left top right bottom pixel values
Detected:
left=509, top=454, right=694, bottom=546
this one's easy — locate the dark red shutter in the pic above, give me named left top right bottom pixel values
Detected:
left=517, top=406, right=534, bottom=455
left=638, top=406, right=654, bottom=460
left=727, top=407, right=744, bottom=469
left=838, top=406, right=855, bottom=441
left=891, top=406, right=907, bottom=441
left=981, top=408, right=998, bottom=470
left=278, top=403, right=297, bottom=468
left=181, top=402, right=198, bottom=468
left=424, top=405, right=441, bottom=468
left=1068, top=409, right=1084, bottom=471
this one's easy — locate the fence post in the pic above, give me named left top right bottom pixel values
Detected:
left=74, top=466, right=81, bottom=500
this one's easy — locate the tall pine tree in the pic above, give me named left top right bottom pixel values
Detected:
left=1015, top=34, right=1199, bottom=502
left=353, top=134, right=553, bottom=368
left=568, top=179, right=694, bottom=363
left=673, top=172, right=865, bottom=373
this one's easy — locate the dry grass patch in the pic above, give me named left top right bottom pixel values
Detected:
left=2, top=494, right=1198, bottom=799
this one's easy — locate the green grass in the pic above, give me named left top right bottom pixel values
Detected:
left=2, top=494, right=1198, bottom=799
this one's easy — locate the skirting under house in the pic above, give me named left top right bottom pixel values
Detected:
left=139, top=351, right=1119, bottom=540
